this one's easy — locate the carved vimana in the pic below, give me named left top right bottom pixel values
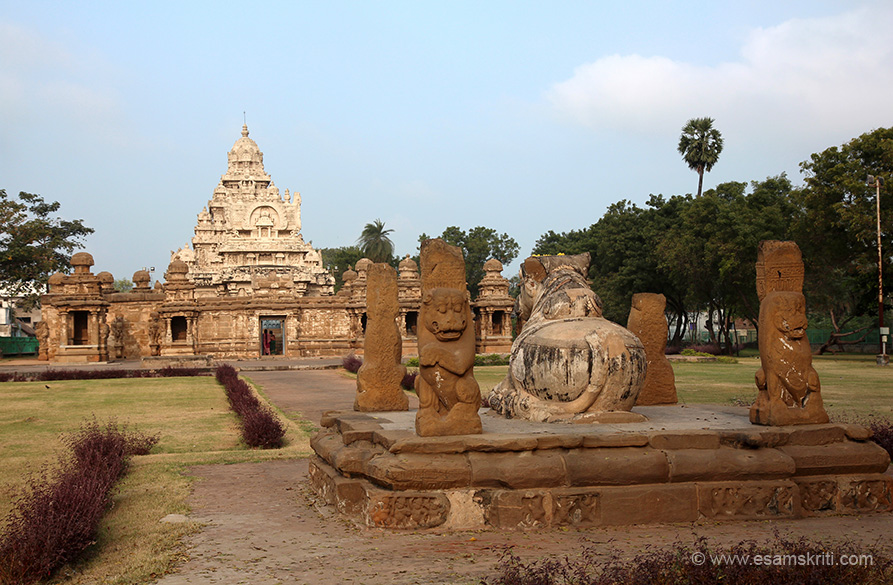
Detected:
left=171, top=124, right=334, bottom=298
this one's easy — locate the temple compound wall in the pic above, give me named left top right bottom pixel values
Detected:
left=39, top=126, right=514, bottom=363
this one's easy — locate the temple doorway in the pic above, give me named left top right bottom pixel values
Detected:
left=72, top=311, right=89, bottom=345
left=260, top=318, right=284, bottom=356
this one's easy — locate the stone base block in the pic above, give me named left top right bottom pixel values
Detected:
left=796, top=474, right=893, bottom=515
left=309, top=408, right=892, bottom=530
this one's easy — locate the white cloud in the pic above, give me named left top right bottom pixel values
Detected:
left=547, top=5, right=893, bottom=142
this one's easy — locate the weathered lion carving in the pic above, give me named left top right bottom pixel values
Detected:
left=488, top=253, right=646, bottom=423
left=415, top=287, right=482, bottom=436
left=750, top=291, right=828, bottom=425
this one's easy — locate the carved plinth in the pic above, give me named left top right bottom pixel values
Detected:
left=309, top=406, right=892, bottom=530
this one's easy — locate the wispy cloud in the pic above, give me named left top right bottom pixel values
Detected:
left=547, top=5, right=893, bottom=142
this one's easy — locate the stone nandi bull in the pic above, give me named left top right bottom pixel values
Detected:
left=488, top=253, right=647, bottom=423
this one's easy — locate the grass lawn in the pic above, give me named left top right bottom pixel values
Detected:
left=0, top=376, right=311, bottom=585
left=474, top=356, right=893, bottom=419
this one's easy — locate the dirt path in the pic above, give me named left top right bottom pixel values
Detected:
left=155, top=370, right=893, bottom=585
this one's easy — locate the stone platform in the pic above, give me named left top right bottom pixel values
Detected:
left=309, top=405, right=893, bottom=530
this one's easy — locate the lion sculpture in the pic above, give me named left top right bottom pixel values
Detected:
left=750, top=291, right=828, bottom=425
left=415, top=287, right=483, bottom=436
left=488, top=253, right=646, bottom=423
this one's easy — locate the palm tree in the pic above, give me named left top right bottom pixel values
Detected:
left=678, top=117, right=724, bottom=197
left=357, top=219, right=395, bottom=263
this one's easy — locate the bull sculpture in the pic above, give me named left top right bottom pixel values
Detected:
left=488, top=253, right=647, bottom=423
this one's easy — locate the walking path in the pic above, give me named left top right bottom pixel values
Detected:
left=152, top=369, right=892, bottom=585
left=4, top=358, right=891, bottom=583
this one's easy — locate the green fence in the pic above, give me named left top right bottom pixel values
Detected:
left=806, top=328, right=881, bottom=345
left=0, top=337, right=39, bottom=356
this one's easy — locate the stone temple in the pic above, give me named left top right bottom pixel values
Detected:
left=39, top=126, right=514, bottom=363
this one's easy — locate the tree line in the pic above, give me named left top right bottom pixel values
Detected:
left=536, top=127, right=892, bottom=352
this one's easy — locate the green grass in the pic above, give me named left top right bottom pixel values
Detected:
left=0, top=376, right=312, bottom=585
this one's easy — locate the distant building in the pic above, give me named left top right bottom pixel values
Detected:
left=0, top=294, right=41, bottom=337
left=39, top=126, right=513, bottom=363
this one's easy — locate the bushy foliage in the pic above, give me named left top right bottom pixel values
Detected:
left=0, top=189, right=93, bottom=309
left=483, top=535, right=892, bottom=585
left=215, top=364, right=285, bottom=449
left=401, top=370, right=418, bottom=391
left=475, top=354, right=510, bottom=366
left=341, top=353, right=363, bottom=373
left=683, top=344, right=727, bottom=356
left=0, top=367, right=205, bottom=384
left=0, top=419, right=157, bottom=585
left=403, top=354, right=508, bottom=369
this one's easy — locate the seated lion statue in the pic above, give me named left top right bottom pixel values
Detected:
left=750, top=291, right=828, bottom=425
left=488, top=253, right=646, bottom=423
left=415, top=287, right=482, bottom=436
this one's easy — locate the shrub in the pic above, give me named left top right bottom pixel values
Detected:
left=404, top=357, right=420, bottom=368
left=681, top=347, right=718, bottom=357
left=0, top=420, right=158, bottom=585
left=215, top=364, right=285, bottom=449
left=240, top=407, right=287, bottom=449
left=0, top=367, right=207, bottom=384
left=342, top=353, right=363, bottom=373
left=483, top=534, right=892, bottom=585
left=401, top=370, right=418, bottom=391
left=475, top=354, right=510, bottom=366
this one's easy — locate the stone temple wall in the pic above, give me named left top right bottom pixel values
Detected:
left=40, top=260, right=514, bottom=362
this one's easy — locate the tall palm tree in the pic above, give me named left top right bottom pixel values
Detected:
left=678, top=117, right=724, bottom=197
left=357, top=219, right=395, bottom=263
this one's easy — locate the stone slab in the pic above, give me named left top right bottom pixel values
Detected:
left=310, top=405, right=892, bottom=530
left=697, top=480, right=800, bottom=520
left=779, top=442, right=891, bottom=476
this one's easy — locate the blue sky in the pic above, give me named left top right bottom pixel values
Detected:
left=2, top=1, right=891, bottom=284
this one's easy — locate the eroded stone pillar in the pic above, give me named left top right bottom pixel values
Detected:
left=627, top=293, right=677, bottom=405
left=355, top=263, right=409, bottom=412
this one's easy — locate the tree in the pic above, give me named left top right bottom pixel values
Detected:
left=419, top=226, right=519, bottom=298
left=793, top=127, right=893, bottom=352
left=657, top=178, right=795, bottom=351
left=0, top=190, right=93, bottom=308
left=319, top=246, right=365, bottom=292
left=678, top=117, right=724, bottom=197
left=532, top=176, right=796, bottom=350
left=113, top=278, right=133, bottom=293
left=357, top=219, right=395, bottom=263
left=533, top=197, right=690, bottom=336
